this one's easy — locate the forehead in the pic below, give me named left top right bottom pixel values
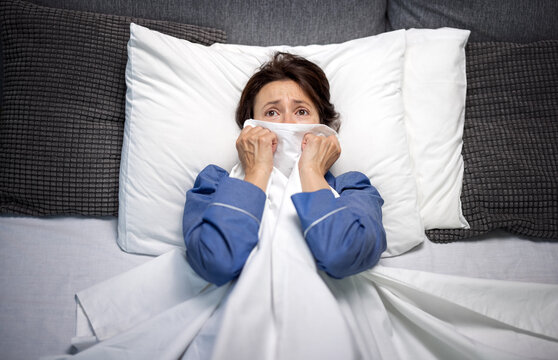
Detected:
left=255, top=80, right=315, bottom=106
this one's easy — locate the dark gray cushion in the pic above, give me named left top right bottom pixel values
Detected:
left=0, top=0, right=226, bottom=216
left=27, top=0, right=387, bottom=46
left=427, top=41, right=558, bottom=242
left=388, top=0, right=558, bottom=42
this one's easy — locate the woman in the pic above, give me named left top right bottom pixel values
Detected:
left=183, top=52, right=386, bottom=286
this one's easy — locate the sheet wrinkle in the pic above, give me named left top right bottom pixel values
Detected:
left=367, top=266, right=558, bottom=339
left=64, top=122, right=558, bottom=359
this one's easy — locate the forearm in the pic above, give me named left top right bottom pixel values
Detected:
left=244, top=167, right=272, bottom=192
left=185, top=213, right=260, bottom=286
left=183, top=170, right=266, bottom=285
left=304, top=212, right=386, bottom=278
left=299, top=167, right=330, bottom=192
left=291, top=172, right=386, bottom=278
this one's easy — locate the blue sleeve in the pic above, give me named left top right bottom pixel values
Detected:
left=183, top=165, right=266, bottom=286
left=290, top=171, right=386, bottom=279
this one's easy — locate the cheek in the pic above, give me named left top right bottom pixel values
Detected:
left=251, top=112, right=267, bottom=122
left=310, top=113, right=320, bottom=124
left=251, top=108, right=262, bottom=121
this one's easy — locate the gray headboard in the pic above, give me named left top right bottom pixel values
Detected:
left=22, top=0, right=558, bottom=45
left=2, top=0, right=558, bottom=104
left=0, top=0, right=389, bottom=105
left=26, top=0, right=388, bottom=46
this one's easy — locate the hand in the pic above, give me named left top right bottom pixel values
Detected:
left=299, top=134, right=341, bottom=192
left=236, top=126, right=278, bottom=192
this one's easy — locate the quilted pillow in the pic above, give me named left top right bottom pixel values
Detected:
left=0, top=0, right=226, bottom=215
left=427, top=41, right=558, bottom=242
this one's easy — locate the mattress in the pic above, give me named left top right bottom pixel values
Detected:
left=1, top=215, right=557, bottom=360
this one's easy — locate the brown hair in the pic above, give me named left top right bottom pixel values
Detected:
left=235, top=52, right=340, bottom=131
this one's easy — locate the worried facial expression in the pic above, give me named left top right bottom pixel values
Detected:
left=253, top=80, right=320, bottom=125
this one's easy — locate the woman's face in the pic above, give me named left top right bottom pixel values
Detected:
left=253, top=80, right=320, bottom=125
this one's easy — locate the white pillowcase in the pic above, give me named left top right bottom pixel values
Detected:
left=119, top=23, right=426, bottom=258
left=403, top=28, right=470, bottom=229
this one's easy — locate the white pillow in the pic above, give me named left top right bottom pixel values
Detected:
left=403, top=28, right=470, bottom=229
left=119, top=23, right=426, bottom=258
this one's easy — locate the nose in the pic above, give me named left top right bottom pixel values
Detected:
left=283, top=112, right=297, bottom=124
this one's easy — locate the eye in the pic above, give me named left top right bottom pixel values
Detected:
left=296, top=109, right=309, bottom=116
left=265, top=110, right=278, bottom=117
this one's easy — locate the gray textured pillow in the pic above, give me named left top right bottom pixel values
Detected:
left=0, top=0, right=226, bottom=216
left=427, top=41, right=558, bottom=242
left=388, top=0, right=558, bottom=42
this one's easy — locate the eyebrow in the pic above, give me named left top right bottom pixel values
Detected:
left=261, top=99, right=311, bottom=109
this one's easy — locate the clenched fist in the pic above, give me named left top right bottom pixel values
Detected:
left=236, top=126, right=278, bottom=192
left=299, top=134, right=341, bottom=192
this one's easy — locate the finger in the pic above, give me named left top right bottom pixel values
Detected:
left=241, top=125, right=263, bottom=136
left=254, top=130, right=278, bottom=153
left=238, top=126, right=268, bottom=143
left=326, top=134, right=339, bottom=144
left=240, top=124, right=258, bottom=135
left=303, top=133, right=318, bottom=141
left=251, top=127, right=276, bottom=140
left=323, top=135, right=340, bottom=151
left=268, top=130, right=278, bottom=143
left=302, top=133, right=318, bottom=150
left=257, top=132, right=274, bottom=147
left=237, top=127, right=263, bottom=150
left=237, top=127, right=255, bottom=146
left=332, top=136, right=341, bottom=154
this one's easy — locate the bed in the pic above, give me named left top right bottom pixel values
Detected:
left=1, top=1, right=557, bottom=359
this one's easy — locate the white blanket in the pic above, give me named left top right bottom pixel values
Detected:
left=56, top=122, right=558, bottom=360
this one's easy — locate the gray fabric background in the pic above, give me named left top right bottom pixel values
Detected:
left=0, top=0, right=226, bottom=216
left=27, top=0, right=388, bottom=46
left=3, top=0, right=558, bottom=106
left=1, top=0, right=388, bottom=107
left=388, top=0, right=558, bottom=42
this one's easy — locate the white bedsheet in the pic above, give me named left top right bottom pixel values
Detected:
left=43, top=250, right=558, bottom=360
left=25, top=127, right=558, bottom=360
left=0, top=216, right=152, bottom=360
left=380, top=231, right=558, bottom=284
left=2, top=218, right=558, bottom=359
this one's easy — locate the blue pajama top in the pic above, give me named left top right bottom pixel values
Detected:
left=183, top=165, right=386, bottom=286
